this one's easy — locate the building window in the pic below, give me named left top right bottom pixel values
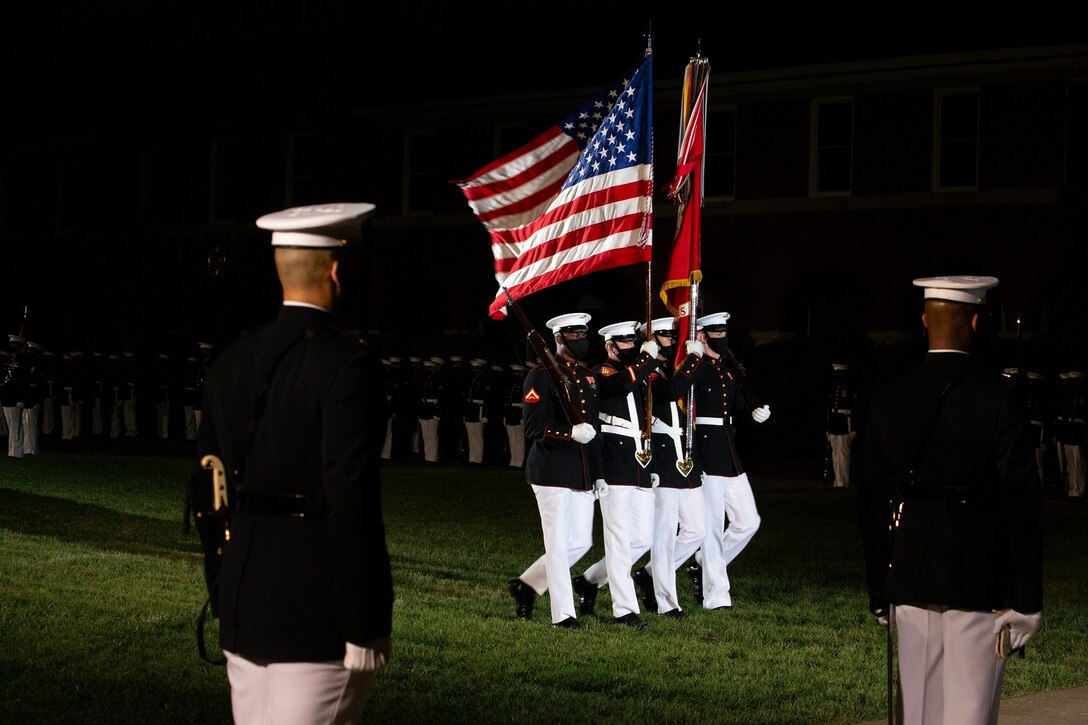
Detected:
left=705, top=108, right=736, bottom=199
left=810, top=98, right=853, bottom=195
left=404, top=130, right=436, bottom=214
left=935, top=90, right=979, bottom=190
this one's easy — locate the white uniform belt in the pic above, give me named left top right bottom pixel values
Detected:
left=696, top=416, right=723, bottom=426
left=600, top=413, right=633, bottom=428
left=832, top=409, right=852, bottom=414
left=600, top=414, right=641, bottom=441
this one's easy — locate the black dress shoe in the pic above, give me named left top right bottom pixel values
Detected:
left=553, top=617, right=582, bottom=629
left=661, top=608, right=687, bottom=620
left=613, top=613, right=648, bottom=629
left=632, top=568, right=657, bottom=613
left=508, top=578, right=535, bottom=621
left=687, top=562, right=703, bottom=605
left=572, top=575, right=598, bottom=616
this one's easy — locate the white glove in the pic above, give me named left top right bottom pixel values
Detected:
left=343, top=636, right=391, bottom=672
left=685, top=340, right=705, bottom=357
left=751, top=405, right=771, bottom=423
left=571, top=423, right=596, bottom=445
left=640, top=340, right=659, bottom=359
left=593, top=479, right=609, bottom=499
left=994, top=610, right=1042, bottom=651
left=650, top=473, right=660, bottom=488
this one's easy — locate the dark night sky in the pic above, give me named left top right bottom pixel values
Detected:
left=3, top=2, right=1085, bottom=357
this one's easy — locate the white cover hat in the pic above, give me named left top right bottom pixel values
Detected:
left=912, top=275, right=998, bottom=304
left=597, top=321, right=640, bottom=341
left=639, top=317, right=678, bottom=336
left=256, top=202, right=376, bottom=248
left=546, top=312, right=591, bottom=332
left=697, top=312, right=731, bottom=329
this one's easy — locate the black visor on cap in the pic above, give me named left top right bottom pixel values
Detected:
left=703, top=325, right=729, bottom=333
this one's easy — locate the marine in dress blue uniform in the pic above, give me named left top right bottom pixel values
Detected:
left=692, top=312, right=771, bottom=610
left=575, top=321, right=660, bottom=627
left=507, top=313, right=603, bottom=628
left=631, top=317, right=707, bottom=617
left=196, top=203, right=393, bottom=724
left=858, top=276, right=1043, bottom=725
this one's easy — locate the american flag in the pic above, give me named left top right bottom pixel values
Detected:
left=456, top=55, right=654, bottom=319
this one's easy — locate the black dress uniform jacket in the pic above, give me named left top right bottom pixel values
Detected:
left=522, top=359, right=603, bottom=489
left=692, top=357, right=750, bottom=478
left=197, top=305, right=394, bottom=662
left=857, top=352, right=1043, bottom=615
left=650, top=352, right=703, bottom=488
left=594, top=352, right=659, bottom=486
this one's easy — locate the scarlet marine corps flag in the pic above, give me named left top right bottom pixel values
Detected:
left=659, top=57, right=709, bottom=356
left=456, top=55, right=654, bottom=319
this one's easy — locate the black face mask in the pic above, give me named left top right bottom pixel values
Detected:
left=707, top=337, right=731, bottom=357
left=615, top=345, right=640, bottom=366
left=564, top=337, right=591, bottom=362
left=657, top=338, right=675, bottom=355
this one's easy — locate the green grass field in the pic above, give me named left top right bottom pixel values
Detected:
left=2, top=439, right=1086, bottom=724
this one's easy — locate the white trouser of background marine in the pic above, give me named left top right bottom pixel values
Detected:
left=464, top=420, right=485, bottom=463
left=648, top=486, right=705, bottom=612
left=3, top=406, right=23, bottom=458
left=505, top=423, right=525, bottom=468
left=21, top=405, right=40, bottom=455
left=582, top=484, right=654, bottom=618
left=699, top=472, right=761, bottom=609
left=418, top=418, right=439, bottom=462
left=1059, top=442, right=1085, bottom=497
left=828, top=433, right=852, bottom=487
left=519, top=486, right=595, bottom=624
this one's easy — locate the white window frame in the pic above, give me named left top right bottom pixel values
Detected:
left=933, top=88, right=980, bottom=192
left=809, top=96, right=853, bottom=197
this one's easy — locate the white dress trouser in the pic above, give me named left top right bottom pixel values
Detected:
left=224, top=650, right=374, bottom=725
left=582, top=485, right=654, bottom=617
left=110, top=402, right=123, bottom=438
left=700, top=473, right=761, bottom=609
left=419, top=419, right=439, bottom=462
left=828, top=434, right=851, bottom=487
left=184, top=405, right=198, bottom=440
left=4, top=406, right=23, bottom=458
left=381, top=418, right=393, bottom=460
left=649, top=486, right=706, bottom=613
left=91, top=397, right=104, bottom=435
left=895, top=605, right=1006, bottom=725
left=464, top=421, right=485, bottom=463
left=41, top=398, right=55, bottom=435
left=520, top=486, right=595, bottom=623
left=156, top=401, right=170, bottom=439
left=1059, top=443, right=1085, bottom=497
left=123, top=399, right=138, bottom=437
left=21, top=406, right=39, bottom=455
left=506, top=424, right=525, bottom=467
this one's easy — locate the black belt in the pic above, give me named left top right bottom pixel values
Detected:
left=236, top=490, right=313, bottom=518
